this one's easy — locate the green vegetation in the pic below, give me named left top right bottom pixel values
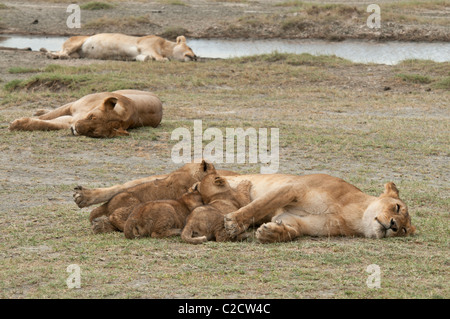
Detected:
left=80, top=1, right=114, bottom=10
left=158, top=0, right=188, bottom=6
left=0, top=54, right=448, bottom=298
left=84, top=15, right=155, bottom=29
left=396, top=73, right=433, bottom=84
left=160, top=26, right=190, bottom=41
left=8, top=67, right=41, bottom=74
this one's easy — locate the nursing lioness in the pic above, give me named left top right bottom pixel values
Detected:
left=222, top=174, right=416, bottom=243
left=9, top=90, right=162, bottom=138
left=43, top=33, right=197, bottom=62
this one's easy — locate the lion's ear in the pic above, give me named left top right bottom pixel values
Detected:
left=192, top=182, right=200, bottom=191
left=201, top=159, right=208, bottom=172
left=102, top=97, right=118, bottom=112
left=176, top=36, right=186, bottom=44
left=200, top=159, right=216, bottom=174
left=214, top=176, right=226, bottom=186
left=381, top=182, right=399, bottom=199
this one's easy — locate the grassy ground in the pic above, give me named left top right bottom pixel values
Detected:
left=0, top=51, right=448, bottom=298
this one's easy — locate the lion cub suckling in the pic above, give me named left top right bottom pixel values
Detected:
left=181, top=174, right=252, bottom=244
left=123, top=188, right=203, bottom=239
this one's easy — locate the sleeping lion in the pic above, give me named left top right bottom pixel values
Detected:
left=42, top=33, right=197, bottom=62
left=73, top=163, right=415, bottom=243
left=9, top=90, right=162, bottom=138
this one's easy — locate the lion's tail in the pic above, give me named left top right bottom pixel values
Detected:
left=181, top=225, right=207, bottom=245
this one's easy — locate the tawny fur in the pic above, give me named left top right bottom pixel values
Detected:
left=123, top=189, right=203, bottom=239
left=89, top=161, right=237, bottom=234
left=43, top=33, right=196, bottom=62
left=9, top=90, right=162, bottom=138
left=181, top=175, right=252, bottom=244
left=221, top=174, right=416, bottom=243
left=73, top=163, right=238, bottom=209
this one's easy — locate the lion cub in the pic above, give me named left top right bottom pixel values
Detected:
left=123, top=188, right=203, bottom=239
left=181, top=174, right=252, bottom=244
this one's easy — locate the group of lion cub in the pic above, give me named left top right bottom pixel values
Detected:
left=89, top=161, right=251, bottom=244
left=90, top=161, right=251, bottom=244
left=9, top=33, right=416, bottom=243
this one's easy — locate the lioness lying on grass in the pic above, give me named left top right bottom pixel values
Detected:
left=222, top=174, right=416, bottom=242
left=75, top=163, right=415, bottom=242
left=9, top=90, right=162, bottom=138
left=181, top=174, right=252, bottom=244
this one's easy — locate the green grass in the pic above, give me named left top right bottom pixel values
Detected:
left=84, top=15, right=155, bottom=29
left=158, top=0, right=188, bottom=6
left=160, top=26, right=190, bottom=40
left=80, top=1, right=114, bottom=10
left=8, top=67, right=41, bottom=74
left=0, top=55, right=449, bottom=298
left=434, top=76, right=450, bottom=90
left=396, top=73, right=433, bottom=84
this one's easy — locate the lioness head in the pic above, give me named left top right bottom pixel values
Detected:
left=72, top=94, right=131, bottom=138
left=172, top=36, right=197, bottom=62
left=363, top=182, right=416, bottom=238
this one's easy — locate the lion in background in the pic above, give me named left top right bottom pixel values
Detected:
left=181, top=174, right=252, bottom=244
left=42, top=33, right=197, bottom=62
left=9, top=90, right=162, bottom=138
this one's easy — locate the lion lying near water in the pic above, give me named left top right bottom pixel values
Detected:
left=222, top=174, right=416, bottom=242
left=43, top=33, right=197, bottom=62
left=9, top=90, right=162, bottom=138
left=181, top=175, right=252, bottom=244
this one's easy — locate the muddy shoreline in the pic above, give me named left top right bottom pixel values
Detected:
left=0, top=0, right=448, bottom=42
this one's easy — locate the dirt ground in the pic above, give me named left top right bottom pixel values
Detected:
left=0, top=0, right=449, bottom=41
left=0, top=0, right=448, bottom=300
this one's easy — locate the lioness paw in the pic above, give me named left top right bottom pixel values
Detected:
left=33, top=109, right=50, bottom=116
left=9, top=118, right=31, bottom=131
left=92, top=216, right=116, bottom=234
left=256, top=222, right=298, bottom=243
left=224, top=213, right=247, bottom=237
left=73, top=186, right=94, bottom=208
